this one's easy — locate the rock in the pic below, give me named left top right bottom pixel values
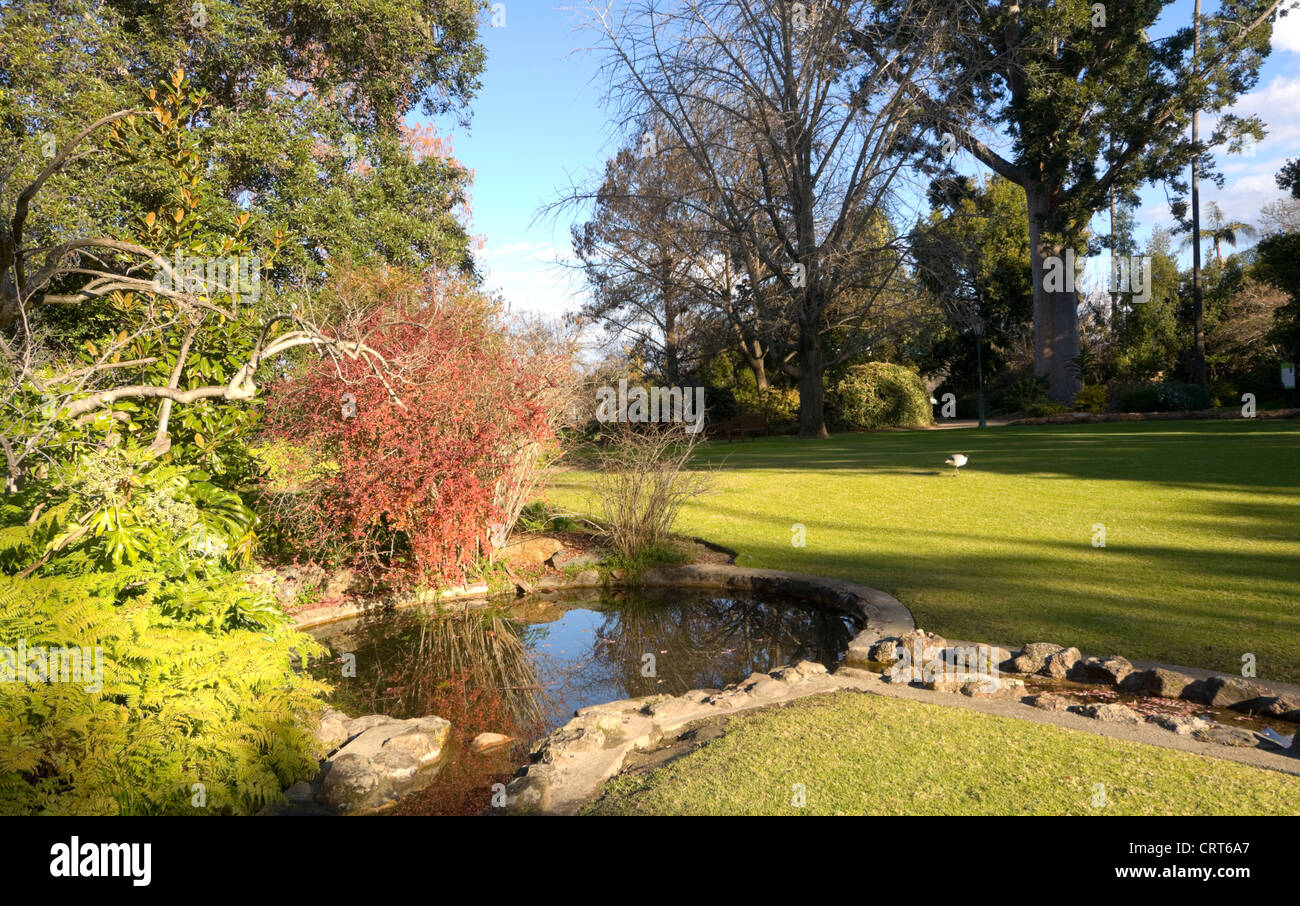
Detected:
left=321, top=568, right=358, bottom=600
left=1194, top=725, right=1260, bottom=748
left=1040, top=647, right=1082, bottom=679
left=960, top=677, right=1025, bottom=698
left=1078, top=703, right=1143, bottom=726
left=1007, top=643, right=1065, bottom=675
left=639, top=696, right=702, bottom=722
left=894, top=629, right=946, bottom=657
left=370, top=747, right=421, bottom=781
left=1072, top=655, right=1134, bottom=685
left=935, top=644, right=1008, bottom=673
left=343, top=713, right=395, bottom=735
left=770, top=661, right=828, bottom=684
left=867, top=637, right=901, bottom=664
left=1027, top=692, right=1074, bottom=712
left=470, top=732, right=514, bottom=755
left=740, top=675, right=788, bottom=699
left=317, top=754, right=381, bottom=811
left=254, top=563, right=327, bottom=606
left=284, top=781, right=316, bottom=805
left=500, top=535, right=565, bottom=568
left=317, top=714, right=451, bottom=813
left=1120, top=667, right=1194, bottom=698
left=315, top=708, right=350, bottom=752
left=553, top=549, right=606, bottom=569
left=346, top=716, right=450, bottom=765
left=920, top=672, right=984, bottom=694
left=1150, top=714, right=1212, bottom=736
left=571, top=569, right=601, bottom=587
left=504, top=766, right=555, bottom=814
left=887, top=630, right=947, bottom=682
left=1207, top=677, right=1270, bottom=711
left=1179, top=679, right=1216, bottom=705
left=1259, top=695, right=1300, bottom=722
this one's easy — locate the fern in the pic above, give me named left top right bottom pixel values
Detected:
left=0, top=499, right=329, bottom=815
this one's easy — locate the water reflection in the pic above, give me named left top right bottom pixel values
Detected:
left=310, top=587, right=860, bottom=734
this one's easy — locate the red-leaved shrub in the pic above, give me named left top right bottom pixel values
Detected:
left=263, top=268, right=564, bottom=585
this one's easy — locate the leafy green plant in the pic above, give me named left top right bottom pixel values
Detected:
left=1022, top=400, right=1070, bottom=417
left=1114, top=381, right=1210, bottom=413
left=22, top=446, right=258, bottom=577
left=1072, top=385, right=1109, bottom=414
left=830, top=362, right=932, bottom=430
left=991, top=375, right=1052, bottom=415
left=0, top=444, right=327, bottom=815
left=516, top=500, right=579, bottom=534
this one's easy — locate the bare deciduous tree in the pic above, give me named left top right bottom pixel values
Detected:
left=580, top=0, right=964, bottom=436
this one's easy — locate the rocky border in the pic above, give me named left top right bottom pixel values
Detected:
left=291, top=563, right=912, bottom=814
left=506, top=629, right=1300, bottom=815
left=1007, top=406, right=1299, bottom=426
left=291, top=559, right=1297, bottom=815
left=291, top=582, right=493, bottom=631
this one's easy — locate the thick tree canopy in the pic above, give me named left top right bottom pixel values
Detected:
left=1, top=0, right=485, bottom=282
left=882, top=0, right=1280, bottom=400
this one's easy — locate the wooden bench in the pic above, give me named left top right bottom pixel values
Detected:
left=716, top=412, right=769, bottom=442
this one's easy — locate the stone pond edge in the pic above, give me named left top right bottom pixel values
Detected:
left=290, top=562, right=917, bottom=646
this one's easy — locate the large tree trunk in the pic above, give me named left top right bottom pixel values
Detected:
left=795, top=324, right=829, bottom=438
left=1026, top=186, right=1082, bottom=403
left=662, top=302, right=680, bottom=386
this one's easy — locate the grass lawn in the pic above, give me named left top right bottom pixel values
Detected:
left=585, top=692, right=1300, bottom=816
left=547, top=419, right=1300, bottom=683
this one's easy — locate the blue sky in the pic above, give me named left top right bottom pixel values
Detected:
left=421, top=2, right=1300, bottom=320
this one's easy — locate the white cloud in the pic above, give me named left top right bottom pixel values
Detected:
left=480, top=258, right=587, bottom=320
left=1216, top=74, right=1300, bottom=150
left=1271, top=8, right=1300, bottom=53
left=475, top=239, right=554, bottom=263
left=1177, top=72, right=1300, bottom=232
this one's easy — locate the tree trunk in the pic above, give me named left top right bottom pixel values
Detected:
left=661, top=266, right=681, bottom=385
left=663, top=306, right=680, bottom=385
left=1190, top=0, right=1207, bottom=388
left=795, top=324, right=828, bottom=438
left=1026, top=186, right=1082, bottom=403
left=740, top=338, right=768, bottom=393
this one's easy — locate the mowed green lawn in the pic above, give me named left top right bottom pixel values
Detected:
left=586, top=692, right=1300, bottom=816
left=547, top=420, right=1300, bottom=683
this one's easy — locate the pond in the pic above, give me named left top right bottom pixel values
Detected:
left=310, top=585, right=860, bottom=729
left=306, top=586, right=860, bottom=813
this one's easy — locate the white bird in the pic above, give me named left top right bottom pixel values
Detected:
left=944, top=453, right=968, bottom=476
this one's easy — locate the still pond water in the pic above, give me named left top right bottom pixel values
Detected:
left=308, top=586, right=860, bottom=735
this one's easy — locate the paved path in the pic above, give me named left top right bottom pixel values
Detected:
left=929, top=418, right=1014, bottom=429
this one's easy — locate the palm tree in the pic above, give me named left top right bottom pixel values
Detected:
left=1182, top=202, right=1259, bottom=265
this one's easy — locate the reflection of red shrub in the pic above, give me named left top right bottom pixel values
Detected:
left=392, top=668, right=535, bottom=816
left=264, top=269, right=556, bottom=585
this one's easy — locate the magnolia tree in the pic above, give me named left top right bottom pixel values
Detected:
left=0, top=74, right=387, bottom=492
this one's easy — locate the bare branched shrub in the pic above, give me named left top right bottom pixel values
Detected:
left=492, top=313, right=585, bottom=548
left=589, top=422, right=710, bottom=560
